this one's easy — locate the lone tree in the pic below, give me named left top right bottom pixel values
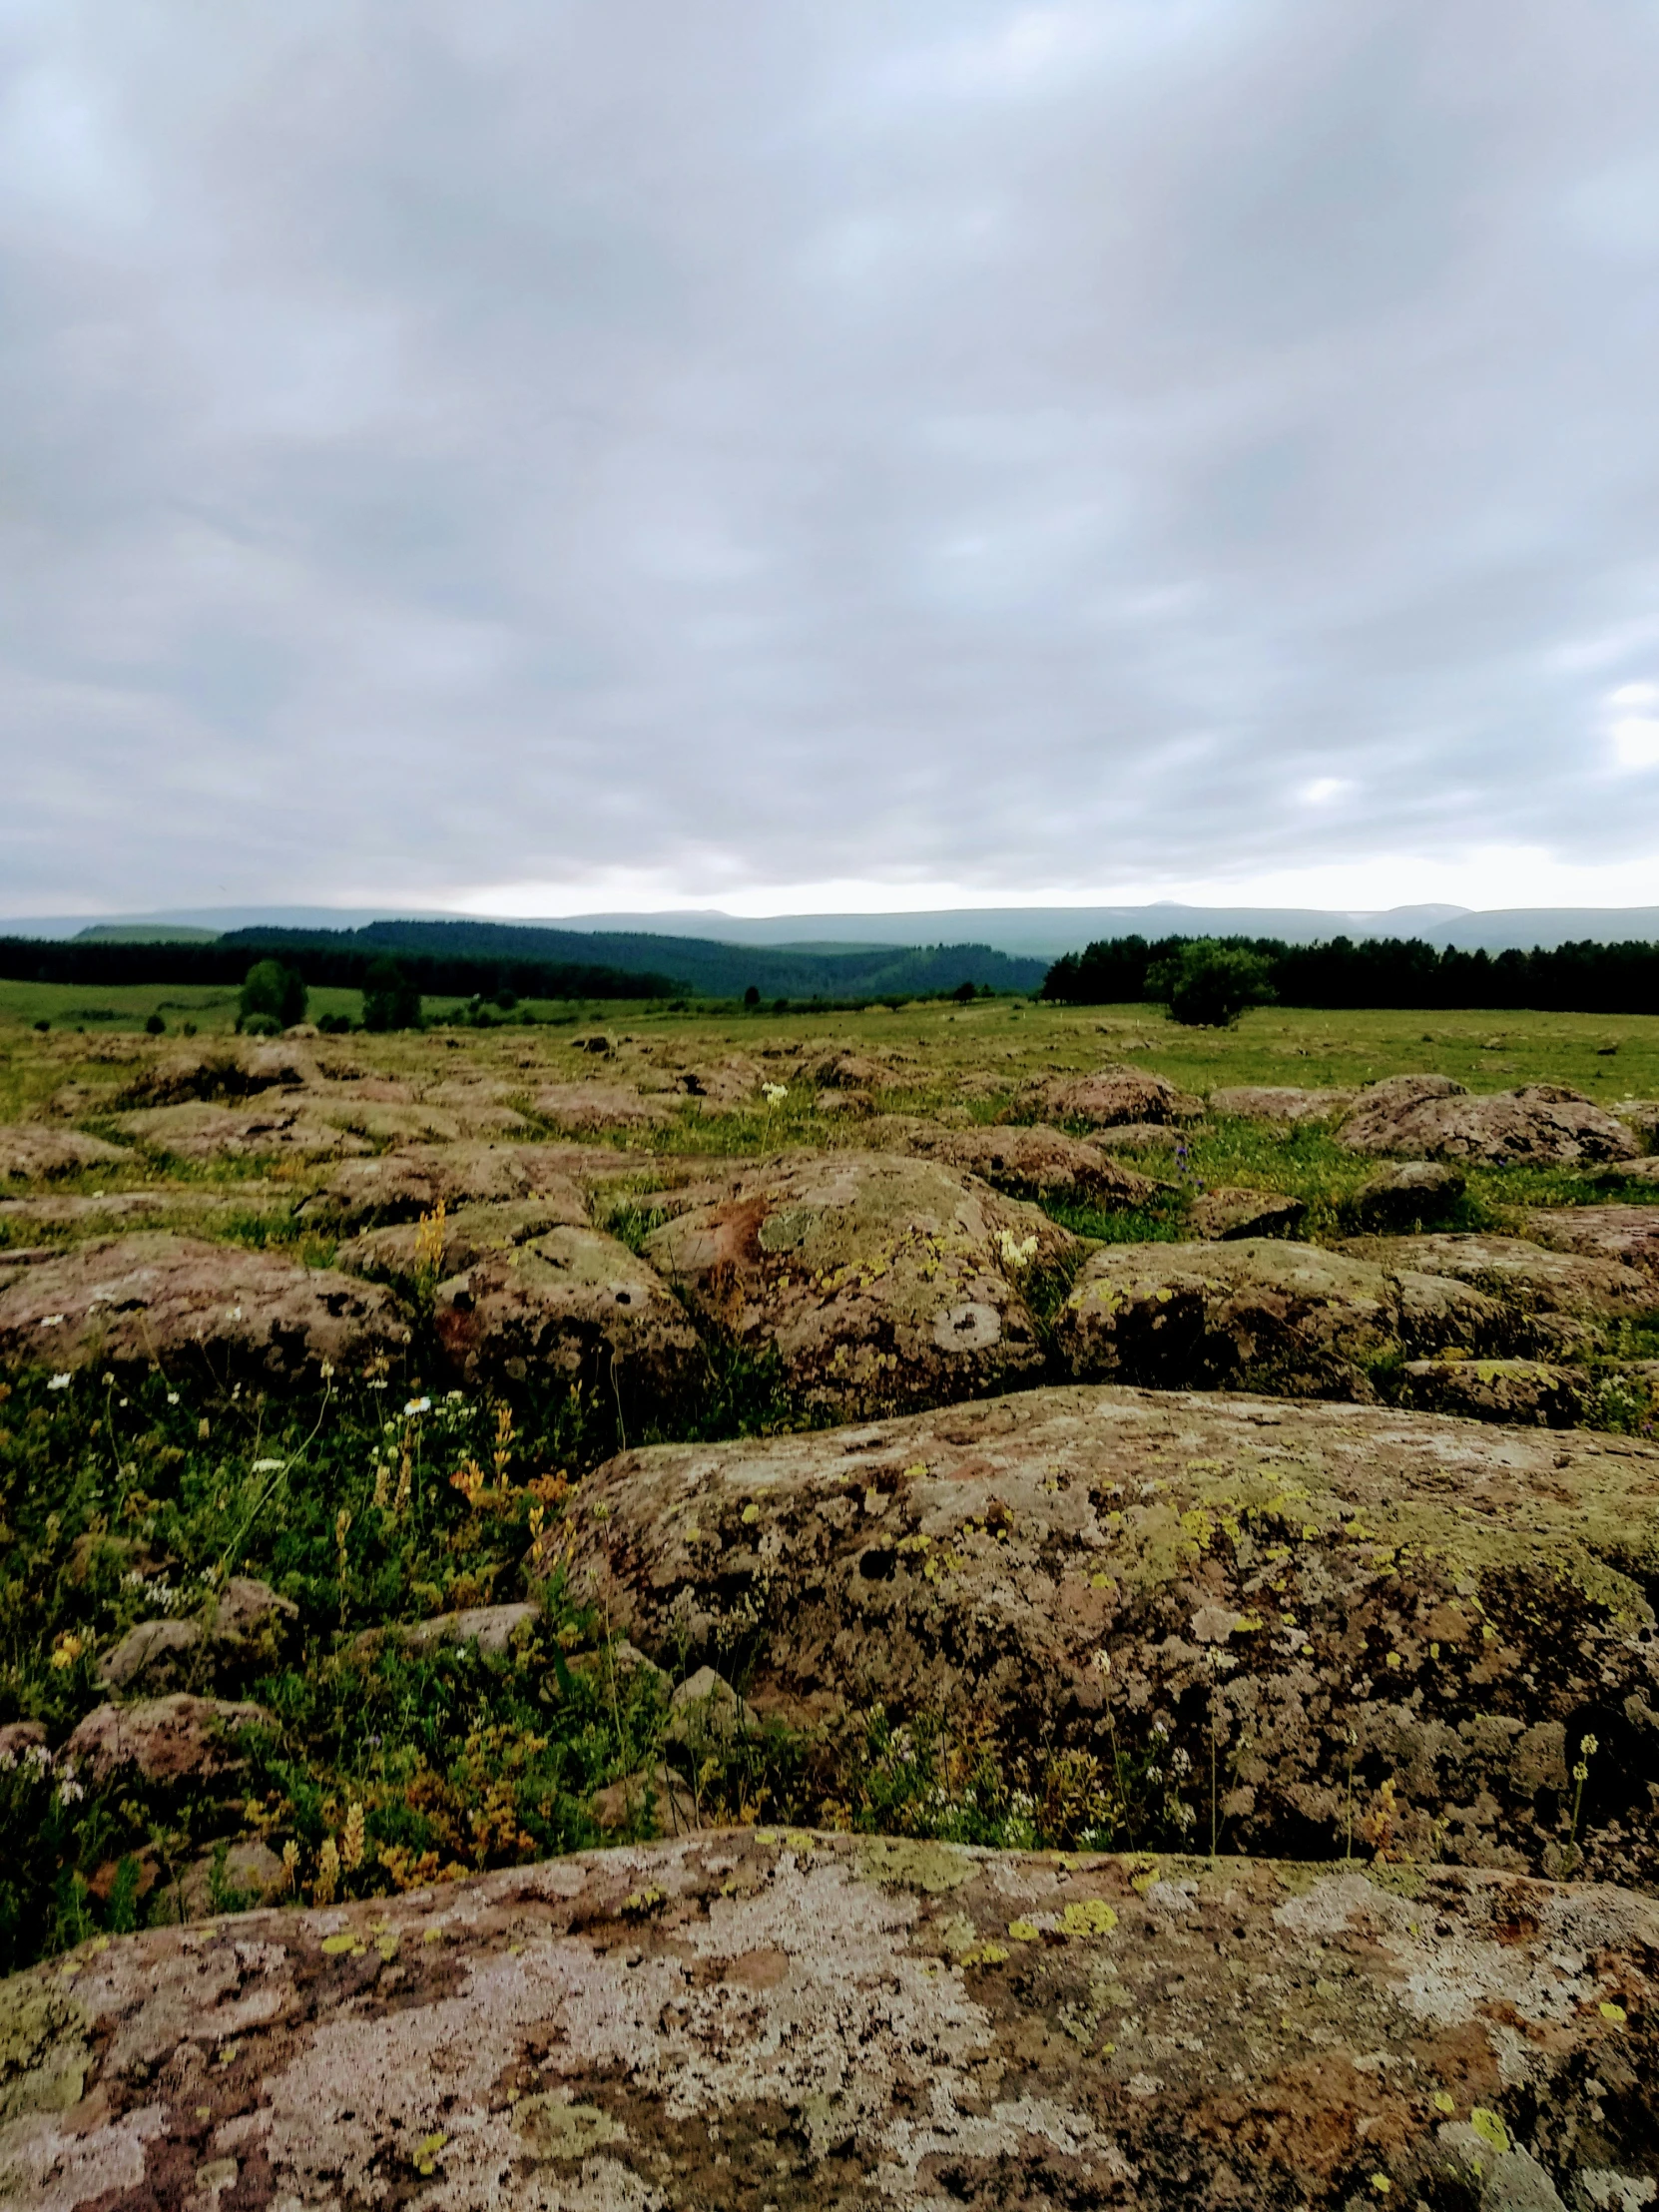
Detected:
left=361, top=956, right=421, bottom=1032
left=239, top=959, right=306, bottom=1033
left=1148, top=940, right=1275, bottom=1028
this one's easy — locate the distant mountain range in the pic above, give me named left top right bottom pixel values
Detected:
left=8, top=899, right=1659, bottom=960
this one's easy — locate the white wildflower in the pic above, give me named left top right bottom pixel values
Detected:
left=251, top=1457, right=284, bottom=1474
left=762, top=1082, right=788, bottom=1104
left=404, top=1396, right=431, bottom=1417
left=47, top=1373, right=72, bottom=1390
left=38, top=1314, right=65, bottom=1329
left=167, top=1391, right=180, bottom=1404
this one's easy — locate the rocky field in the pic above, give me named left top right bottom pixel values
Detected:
left=1, top=996, right=1657, bottom=2206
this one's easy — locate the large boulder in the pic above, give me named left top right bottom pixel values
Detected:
left=1342, top=1231, right=1653, bottom=1357
left=112, top=1038, right=322, bottom=1107
left=531, top=1081, right=673, bottom=1134
left=566, top=1385, right=1659, bottom=1882
left=1526, top=1204, right=1659, bottom=1280
left=1396, top=1356, right=1588, bottom=1427
left=1054, top=1238, right=1499, bottom=1398
left=641, top=1152, right=1079, bottom=1417
left=867, top=1118, right=1167, bottom=1211
left=101, top=1578, right=298, bottom=1693
left=303, top=1140, right=598, bottom=1230
left=64, top=1694, right=272, bottom=1788
left=4, top=1837, right=1654, bottom=2210
left=0, top=1233, right=411, bottom=1379
left=1340, top=1077, right=1640, bottom=1165
left=1029, top=1063, right=1203, bottom=1129
left=115, top=1099, right=372, bottom=1164
left=0, top=1127, right=130, bottom=1180
left=339, top=1199, right=589, bottom=1289
left=1185, top=1186, right=1307, bottom=1240
left=1346, top=1158, right=1465, bottom=1232
left=433, top=1226, right=701, bottom=1411
left=1210, top=1084, right=1357, bottom=1122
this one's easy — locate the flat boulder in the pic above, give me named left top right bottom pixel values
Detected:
left=1186, top=1186, right=1307, bottom=1240
left=1055, top=1238, right=1497, bottom=1398
left=113, top=1038, right=323, bottom=1106
left=530, top=1081, right=672, bottom=1133
left=637, top=1052, right=769, bottom=1108
left=1210, top=1084, right=1357, bottom=1122
left=115, top=1099, right=371, bottom=1164
left=338, top=1199, right=588, bottom=1289
left=1525, top=1204, right=1659, bottom=1280
left=567, top=1384, right=1659, bottom=1883
left=642, top=1151, right=1078, bottom=1417
left=1031, top=1062, right=1203, bottom=1129
left=1396, top=1356, right=1587, bottom=1427
left=867, top=1118, right=1167, bottom=1211
left=0, top=1233, right=411, bottom=1379
left=1341, top=1077, right=1640, bottom=1165
left=1342, top=1231, right=1653, bottom=1356
left=302, top=1140, right=592, bottom=1230
left=64, top=1694, right=272, bottom=1788
left=0, top=1126, right=130, bottom=1180
left=434, top=1226, right=700, bottom=1411
left=7, top=1835, right=1655, bottom=2210
left=1347, top=1158, right=1465, bottom=1232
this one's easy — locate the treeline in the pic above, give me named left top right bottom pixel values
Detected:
left=271, top=918, right=1050, bottom=1000
left=1042, top=934, right=1659, bottom=1015
left=0, top=935, right=680, bottom=1001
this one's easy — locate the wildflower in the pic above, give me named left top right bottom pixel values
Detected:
left=47, top=1373, right=72, bottom=1390
left=56, top=1777, right=84, bottom=1806
left=314, top=1836, right=340, bottom=1907
left=341, top=1801, right=366, bottom=1873
left=251, top=1456, right=283, bottom=1474
left=50, top=1632, right=86, bottom=1670
left=38, top=1314, right=65, bottom=1329
left=319, top=1360, right=335, bottom=1381
left=404, top=1396, right=431, bottom=1417
left=367, top=1378, right=388, bottom=1391
left=167, top=1390, right=180, bottom=1405
left=762, top=1082, right=788, bottom=1103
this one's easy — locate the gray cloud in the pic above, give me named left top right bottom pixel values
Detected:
left=4, top=0, right=1659, bottom=913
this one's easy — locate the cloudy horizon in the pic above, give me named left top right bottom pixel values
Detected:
left=5, top=1, right=1659, bottom=919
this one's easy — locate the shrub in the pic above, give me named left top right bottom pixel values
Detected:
left=1149, top=940, right=1275, bottom=1028
left=144, top=1012, right=166, bottom=1036
left=744, top=985, right=761, bottom=1008
left=361, top=956, right=421, bottom=1032
left=239, top=959, right=307, bottom=1031
left=951, top=979, right=978, bottom=1003
left=316, top=1011, right=352, bottom=1034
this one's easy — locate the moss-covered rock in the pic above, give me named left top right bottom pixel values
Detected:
left=3, top=1835, right=1654, bottom=2211
left=1030, top=1063, right=1204, bottom=1129
left=565, top=1385, right=1659, bottom=1883
left=642, top=1151, right=1080, bottom=1417
left=1055, top=1238, right=1497, bottom=1398
left=866, top=1117, right=1169, bottom=1211
left=0, top=1232, right=412, bottom=1380
left=434, top=1225, right=701, bottom=1411
left=1341, top=1079, right=1641, bottom=1165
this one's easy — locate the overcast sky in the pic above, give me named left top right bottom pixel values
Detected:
left=5, top=0, right=1659, bottom=919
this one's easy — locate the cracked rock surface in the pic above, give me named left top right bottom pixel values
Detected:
left=566, top=1385, right=1659, bottom=1884
left=2, top=1831, right=1654, bottom=2211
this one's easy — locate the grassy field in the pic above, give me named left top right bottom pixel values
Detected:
left=3, top=989, right=1658, bottom=1967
